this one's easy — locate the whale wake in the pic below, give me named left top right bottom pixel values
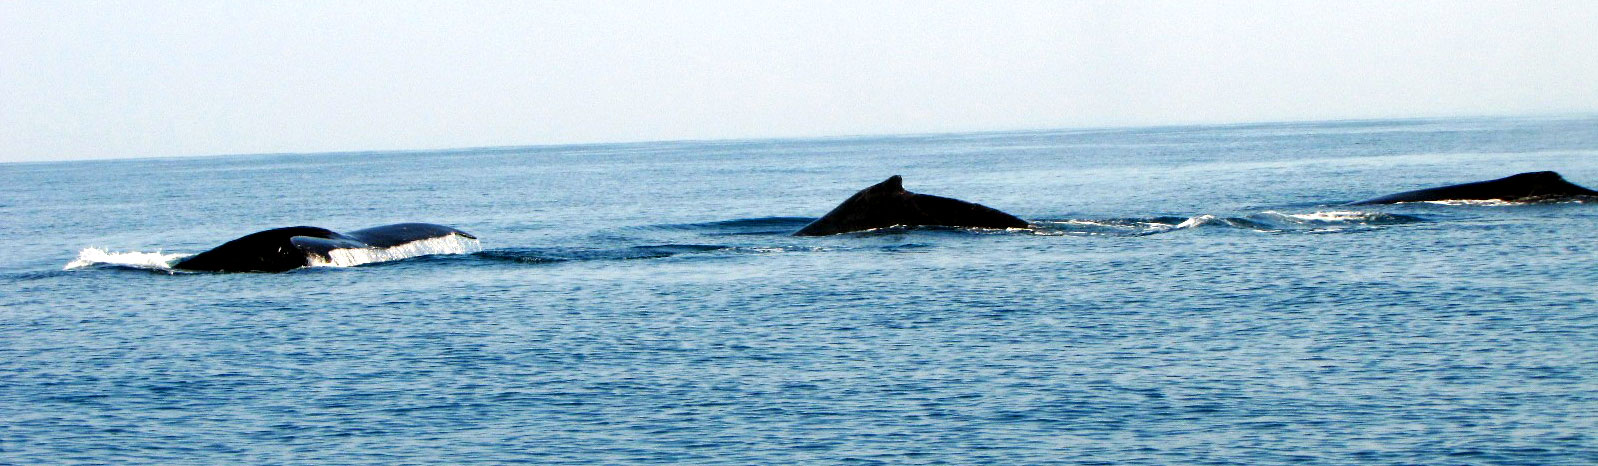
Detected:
left=309, top=234, right=483, bottom=267
left=64, top=248, right=189, bottom=271
left=67, top=235, right=482, bottom=272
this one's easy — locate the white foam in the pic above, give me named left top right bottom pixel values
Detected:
left=750, top=247, right=827, bottom=253
left=307, top=234, right=482, bottom=268
left=1174, top=215, right=1219, bottom=229
left=1057, top=219, right=1117, bottom=227
left=1033, top=219, right=1181, bottom=235
left=64, top=248, right=188, bottom=271
left=1270, top=211, right=1376, bottom=223
left=1421, top=199, right=1520, bottom=206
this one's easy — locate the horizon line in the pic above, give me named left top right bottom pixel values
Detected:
left=5, top=111, right=1595, bottom=166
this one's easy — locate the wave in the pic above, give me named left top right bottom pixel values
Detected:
left=473, top=243, right=833, bottom=264
left=307, top=234, right=483, bottom=268
left=1261, top=210, right=1425, bottom=225
left=60, top=210, right=1427, bottom=274
left=65, top=235, right=482, bottom=272
left=64, top=248, right=189, bottom=272
left=476, top=244, right=752, bottom=264
left=837, top=225, right=1033, bottom=237
left=1033, top=210, right=1426, bottom=236
left=1371, top=194, right=1596, bottom=206
left=647, top=217, right=815, bottom=236
left=1417, top=197, right=1596, bottom=206
left=642, top=211, right=1426, bottom=238
left=652, top=211, right=1422, bottom=238
left=1030, top=218, right=1188, bottom=237
left=475, top=245, right=723, bottom=264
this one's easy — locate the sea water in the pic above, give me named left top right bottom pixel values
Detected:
left=2, top=116, right=1596, bottom=463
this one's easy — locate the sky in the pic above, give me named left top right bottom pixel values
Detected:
left=2, top=1, right=1596, bottom=163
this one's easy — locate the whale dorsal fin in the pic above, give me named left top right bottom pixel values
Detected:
left=794, top=175, right=1027, bottom=236
left=1351, top=170, right=1597, bottom=204
left=1509, top=171, right=1563, bottom=182
left=875, top=175, right=905, bottom=193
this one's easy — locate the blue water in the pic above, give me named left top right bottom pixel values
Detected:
left=3, top=116, right=1597, bottom=463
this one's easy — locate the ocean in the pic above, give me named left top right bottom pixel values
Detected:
left=3, top=116, right=1596, bottom=463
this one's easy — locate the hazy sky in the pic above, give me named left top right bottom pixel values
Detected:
left=3, top=1, right=1596, bottom=162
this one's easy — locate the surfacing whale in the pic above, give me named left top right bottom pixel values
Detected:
left=795, top=175, right=1028, bottom=236
left=173, top=223, right=477, bottom=273
left=1349, top=171, right=1598, bottom=205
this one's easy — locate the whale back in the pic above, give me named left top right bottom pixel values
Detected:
left=1350, top=171, right=1598, bottom=205
left=171, top=223, right=476, bottom=273
left=345, top=222, right=476, bottom=248
left=173, top=226, right=352, bottom=273
left=795, top=176, right=1027, bottom=236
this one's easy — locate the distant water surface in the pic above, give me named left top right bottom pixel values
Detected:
left=3, top=116, right=1597, bottom=463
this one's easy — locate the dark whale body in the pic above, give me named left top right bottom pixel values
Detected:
left=1350, top=171, right=1598, bottom=205
left=795, top=176, right=1028, bottom=236
left=173, top=223, right=475, bottom=273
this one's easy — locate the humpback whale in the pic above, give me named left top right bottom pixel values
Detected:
left=795, top=176, right=1028, bottom=236
left=1350, top=171, right=1598, bottom=205
left=173, top=223, right=477, bottom=273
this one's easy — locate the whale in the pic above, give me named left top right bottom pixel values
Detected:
left=795, top=175, right=1028, bottom=236
left=1349, top=171, right=1598, bottom=205
left=173, top=222, right=477, bottom=273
